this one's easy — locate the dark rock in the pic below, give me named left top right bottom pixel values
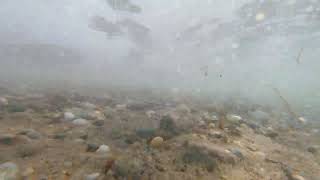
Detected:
left=112, top=157, right=144, bottom=180
left=307, top=146, right=318, bottom=154
left=53, top=133, right=66, bottom=140
left=135, top=128, right=156, bottom=139
left=16, top=143, right=43, bottom=158
left=0, top=134, right=16, bottom=145
left=6, top=103, right=26, bottom=113
left=93, top=120, right=104, bottom=127
left=159, top=115, right=179, bottom=138
left=86, top=143, right=99, bottom=152
left=230, top=149, right=244, bottom=160
left=182, top=146, right=217, bottom=172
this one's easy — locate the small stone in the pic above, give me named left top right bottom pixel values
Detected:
left=19, top=129, right=42, bottom=139
left=22, top=167, right=35, bottom=177
left=87, top=143, right=99, bottom=152
left=0, top=97, right=8, bottom=106
left=74, top=138, right=85, bottom=144
left=230, top=149, right=244, bottom=159
left=63, top=161, right=73, bottom=168
left=136, top=128, right=156, bottom=139
left=226, top=114, right=242, bottom=123
left=115, top=104, right=127, bottom=111
left=85, top=173, right=100, bottom=180
left=0, top=134, right=16, bottom=145
left=146, top=110, right=156, bottom=118
left=307, top=146, right=318, bottom=154
left=53, top=133, right=66, bottom=140
left=298, top=117, right=307, bottom=124
left=72, top=119, right=89, bottom=126
left=150, top=137, right=164, bottom=148
left=80, top=102, right=97, bottom=110
left=93, top=120, right=104, bottom=127
left=96, top=145, right=110, bottom=154
left=198, top=120, right=206, bottom=127
left=64, top=112, right=75, bottom=121
left=208, top=123, right=215, bottom=129
left=0, top=162, right=19, bottom=180
left=291, top=175, right=305, bottom=180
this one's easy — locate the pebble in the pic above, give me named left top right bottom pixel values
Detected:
left=226, top=114, right=242, bottom=122
left=115, top=104, right=127, bottom=111
left=0, top=134, right=16, bottom=145
left=298, top=117, right=307, bottom=124
left=208, top=123, right=215, bottom=129
left=0, top=97, right=8, bottom=106
left=72, top=119, right=89, bottom=126
left=85, top=173, right=100, bottom=180
left=87, top=143, right=99, bottom=152
left=291, top=175, right=305, bottom=180
left=96, top=145, right=110, bottom=154
left=150, top=137, right=164, bottom=148
left=19, top=129, right=42, bottom=139
left=22, top=167, right=35, bottom=177
left=93, top=120, right=104, bottom=127
left=307, top=146, right=318, bottom=154
left=146, top=110, right=156, bottom=118
left=0, top=162, right=19, bottom=180
left=64, top=112, right=75, bottom=121
left=80, top=102, right=97, bottom=110
left=230, top=148, right=244, bottom=159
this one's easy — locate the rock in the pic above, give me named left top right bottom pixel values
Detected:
left=80, top=102, right=97, bottom=110
left=188, top=141, right=237, bottom=164
left=21, top=167, right=35, bottom=178
left=93, top=120, right=104, bottom=127
left=72, top=119, right=89, bottom=126
left=226, top=114, right=242, bottom=123
left=113, top=157, right=144, bottom=179
left=96, top=145, right=110, bottom=154
left=298, top=117, right=307, bottom=124
left=16, top=142, right=43, bottom=158
left=85, top=173, right=100, bottom=180
left=182, top=146, right=217, bottom=172
left=145, top=110, right=156, bottom=118
left=208, top=123, right=215, bottom=129
left=103, top=106, right=115, bottom=118
left=0, top=134, right=16, bottom=145
left=135, top=128, right=156, bottom=139
left=159, top=115, right=179, bottom=138
left=19, top=129, right=42, bottom=139
left=53, top=133, right=66, bottom=140
left=64, top=112, right=75, bottom=121
left=115, top=104, right=127, bottom=111
left=291, top=175, right=305, bottom=180
left=248, top=110, right=270, bottom=124
left=87, top=143, right=99, bottom=152
left=307, top=146, right=318, bottom=154
left=7, top=104, right=26, bottom=113
left=0, top=162, right=19, bottom=180
left=176, top=104, right=191, bottom=114
left=198, top=120, right=206, bottom=127
left=150, top=137, right=164, bottom=148
left=0, top=97, right=8, bottom=106
left=230, top=149, right=244, bottom=159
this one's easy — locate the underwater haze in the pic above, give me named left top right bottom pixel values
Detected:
left=0, top=1, right=320, bottom=179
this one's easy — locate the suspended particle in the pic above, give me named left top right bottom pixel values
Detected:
left=255, top=12, right=265, bottom=22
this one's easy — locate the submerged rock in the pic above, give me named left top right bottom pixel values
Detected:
left=159, top=115, right=179, bottom=138
left=0, top=162, right=19, bottom=180
left=135, top=128, right=156, bottom=139
left=19, top=129, right=42, bottom=139
left=87, top=143, right=99, bottom=152
left=64, top=112, right=75, bottom=121
left=72, top=118, right=90, bottom=126
left=85, top=173, right=100, bottom=180
left=150, top=136, right=164, bottom=148
left=0, top=97, right=8, bottom=107
left=96, top=145, right=110, bottom=154
left=0, top=134, right=16, bottom=145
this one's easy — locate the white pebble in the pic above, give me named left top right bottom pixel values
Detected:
left=64, top=112, right=75, bottom=121
left=72, top=119, right=89, bottom=126
left=85, top=173, right=100, bottom=180
left=96, top=145, right=110, bottom=154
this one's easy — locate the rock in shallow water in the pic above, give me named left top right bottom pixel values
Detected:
left=64, top=112, right=75, bottom=121
left=150, top=136, right=164, bottom=148
left=85, top=173, right=100, bottom=180
left=19, top=129, right=42, bottom=139
left=0, top=162, right=19, bottom=180
left=72, top=119, right=90, bottom=126
left=96, top=145, right=110, bottom=154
